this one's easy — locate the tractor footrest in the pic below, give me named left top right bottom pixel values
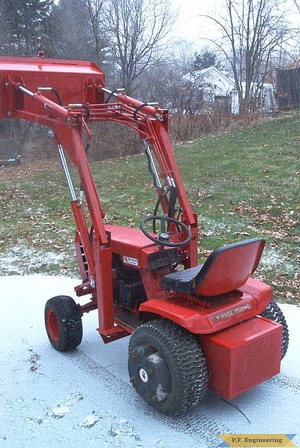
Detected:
left=114, top=312, right=141, bottom=332
left=199, top=316, right=282, bottom=399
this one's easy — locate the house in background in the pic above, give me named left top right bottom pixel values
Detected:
left=183, top=66, right=276, bottom=115
left=183, top=66, right=236, bottom=113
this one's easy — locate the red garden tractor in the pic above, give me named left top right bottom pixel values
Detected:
left=0, top=55, right=289, bottom=416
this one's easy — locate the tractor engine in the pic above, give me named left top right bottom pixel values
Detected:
left=112, top=255, right=147, bottom=311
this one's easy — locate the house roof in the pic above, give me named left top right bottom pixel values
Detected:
left=183, top=66, right=235, bottom=95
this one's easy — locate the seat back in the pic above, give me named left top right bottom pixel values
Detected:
left=194, top=238, right=265, bottom=296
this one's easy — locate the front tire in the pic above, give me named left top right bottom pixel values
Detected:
left=45, top=295, right=83, bottom=352
left=260, top=300, right=289, bottom=359
left=128, top=319, right=208, bottom=416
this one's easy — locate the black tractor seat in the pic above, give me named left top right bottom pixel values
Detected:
left=161, top=238, right=265, bottom=296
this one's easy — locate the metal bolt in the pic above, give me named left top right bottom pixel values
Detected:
left=89, top=276, right=95, bottom=288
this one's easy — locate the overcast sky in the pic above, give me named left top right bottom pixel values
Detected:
left=171, top=0, right=299, bottom=50
left=170, top=0, right=222, bottom=48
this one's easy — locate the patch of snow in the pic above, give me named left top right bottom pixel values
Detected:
left=156, top=384, right=168, bottom=402
left=0, top=275, right=299, bottom=448
left=78, top=412, right=100, bottom=429
left=0, top=244, right=69, bottom=275
left=49, top=405, right=71, bottom=419
left=260, top=247, right=295, bottom=273
left=148, top=352, right=163, bottom=365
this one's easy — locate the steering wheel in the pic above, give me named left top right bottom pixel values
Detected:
left=141, top=215, right=192, bottom=247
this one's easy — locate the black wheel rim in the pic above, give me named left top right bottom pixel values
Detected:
left=129, top=343, right=171, bottom=404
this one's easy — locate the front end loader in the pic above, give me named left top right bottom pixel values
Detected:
left=0, top=55, right=289, bottom=416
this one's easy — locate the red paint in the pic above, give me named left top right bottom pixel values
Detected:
left=0, top=56, right=283, bottom=396
left=200, top=317, right=282, bottom=399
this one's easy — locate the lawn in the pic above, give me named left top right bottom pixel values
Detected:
left=0, top=113, right=299, bottom=303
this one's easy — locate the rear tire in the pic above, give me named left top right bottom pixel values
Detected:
left=45, top=295, right=83, bottom=352
left=260, top=300, right=289, bottom=359
left=128, top=319, right=208, bottom=416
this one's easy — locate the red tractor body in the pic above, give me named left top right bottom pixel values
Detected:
left=0, top=56, right=288, bottom=415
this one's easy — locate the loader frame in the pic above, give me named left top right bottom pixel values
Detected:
left=0, top=55, right=288, bottom=415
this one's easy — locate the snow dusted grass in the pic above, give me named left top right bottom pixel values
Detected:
left=0, top=244, right=76, bottom=276
left=0, top=113, right=299, bottom=302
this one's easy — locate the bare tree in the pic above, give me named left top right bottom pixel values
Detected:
left=138, top=41, right=196, bottom=108
left=292, top=0, right=300, bottom=12
left=203, top=0, right=292, bottom=113
left=52, top=0, right=93, bottom=59
left=86, top=0, right=110, bottom=66
left=104, top=0, right=176, bottom=94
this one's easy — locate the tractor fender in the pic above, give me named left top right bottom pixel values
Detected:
left=139, top=278, right=273, bottom=334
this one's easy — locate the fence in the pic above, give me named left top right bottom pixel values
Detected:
left=276, top=67, right=300, bottom=109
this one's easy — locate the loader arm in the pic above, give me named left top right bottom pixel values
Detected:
left=0, top=55, right=198, bottom=340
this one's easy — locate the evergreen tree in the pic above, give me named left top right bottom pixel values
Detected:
left=0, top=0, right=55, bottom=57
left=192, top=50, right=220, bottom=71
left=50, top=0, right=92, bottom=60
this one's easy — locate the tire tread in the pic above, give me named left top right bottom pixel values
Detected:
left=45, top=295, right=82, bottom=352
